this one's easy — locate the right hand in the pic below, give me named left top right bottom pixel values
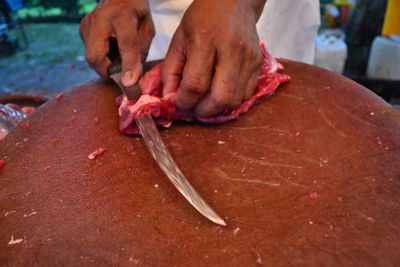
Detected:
left=79, top=0, right=155, bottom=86
left=161, top=0, right=264, bottom=117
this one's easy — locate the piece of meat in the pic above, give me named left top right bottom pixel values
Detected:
left=5, top=104, right=35, bottom=114
left=88, top=148, right=106, bottom=160
left=21, top=107, right=35, bottom=114
left=0, top=161, right=6, bottom=169
left=117, top=42, right=291, bottom=135
left=19, top=120, right=31, bottom=128
left=56, top=93, right=64, bottom=100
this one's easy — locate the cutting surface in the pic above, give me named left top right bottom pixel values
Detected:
left=1, top=60, right=400, bottom=266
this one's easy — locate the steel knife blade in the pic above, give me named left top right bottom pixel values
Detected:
left=109, top=61, right=226, bottom=226
left=136, top=114, right=226, bottom=226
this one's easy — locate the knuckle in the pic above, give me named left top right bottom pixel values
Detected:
left=115, top=7, right=136, bottom=21
left=243, top=42, right=255, bottom=57
left=80, top=15, right=89, bottom=27
left=231, top=38, right=248, bottom=50
left=113, top=1, right=132, bottom=10
left=229, top=97, right=242, bottom=109
left=119, top=36, right=138, bottom=53
left=214, top=92, right=241, bottom=108
left=85, top=52, right=102, bottom=66
left=121, top=59, right=135, bottom=69
left=228, top=39, right=241, bottom=51
left=90, top=9, right=102, bottom=20
left=183, top=77, right=207, bottom=96
left=228, top=41, right=247, bottom=61
left=213, top=93, right=235, bottom=108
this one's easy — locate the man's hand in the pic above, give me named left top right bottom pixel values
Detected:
left=80, top=0, right=155, bottom=86
left=162, top=0, right=266, bottom=117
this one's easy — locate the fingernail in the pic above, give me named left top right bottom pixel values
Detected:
left=122, top=71, right=135, bottom=87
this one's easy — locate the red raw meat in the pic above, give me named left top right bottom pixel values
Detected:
left=117, top=42, right=290, bottom=135
left=56, top=93, right=64, bottom=100
left=20, top=120, right=31, bottom=128
left=0, top=161, right=6, bottom=169
left=4, top=104, right=35, bottom=114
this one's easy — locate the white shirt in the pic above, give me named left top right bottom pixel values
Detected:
left=147, top=0, right=320, bottom=64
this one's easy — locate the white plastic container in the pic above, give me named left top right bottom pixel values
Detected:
left=314, top=30, right=348, bottom=74
left=367, top=35, right=400, bottom=80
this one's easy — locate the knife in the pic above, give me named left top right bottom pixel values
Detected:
left=108, top=48, right=226, bottom=226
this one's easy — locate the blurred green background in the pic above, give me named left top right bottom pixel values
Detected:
left=0, top=0, right=97, bottom=93
left=18, top=0, right=96, bottom=17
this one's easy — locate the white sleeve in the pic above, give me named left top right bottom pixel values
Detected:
left=147, top=0, right=192, bottom=61
left=257, top=0, right=321, bottom=64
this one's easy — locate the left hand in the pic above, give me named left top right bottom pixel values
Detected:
left=161, top=0, right=265, bottom=117
left=79, top=0, right=155, bottom=86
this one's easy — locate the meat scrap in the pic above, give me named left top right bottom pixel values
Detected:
left=308, top=192, right=318, bottom=199
left=8, top=236, right=24, bottom=245
left=55, top=93, right=64, bottom=100
left=117, top=42, right=291, bottom=135
left=41, top=166, right=51, bottom=172
left=20, top=120, right=31, bottom=128
left=5, top=104, right=35, bottom=114
left=88, top=148, right=106, bottom=160
left=21, top=107, right=35, bottom=114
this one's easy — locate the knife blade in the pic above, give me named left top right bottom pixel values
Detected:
left=109, top=58, right=226, bottom=226
left=136, top=114, right=226, bottom=226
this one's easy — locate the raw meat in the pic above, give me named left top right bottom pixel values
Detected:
left=56, top=93, right=64, bottom=100
left=0, top=161, right=6, bottom=169
left=21, top=107, right=35, bottom=114
left=19, top=120, right=31, bottom=128
left=88, top=148, right=106, bottom=160
left=5, top=104, right=35, bottom=114
left=117, top=42, right=290, bottom=135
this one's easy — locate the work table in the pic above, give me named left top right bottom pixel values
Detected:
left=1, top=60, right=400, bottom=265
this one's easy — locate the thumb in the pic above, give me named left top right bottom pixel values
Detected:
left=115, top=20, right=142, bottom=87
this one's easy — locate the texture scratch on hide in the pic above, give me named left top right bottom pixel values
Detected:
left=226, top=149, right=303, bottom=169
left=214, top=167, right=280, bottom=187
left=319, top=109, right=347, bottom=138
left=223, top=125, right=290, bottom=133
